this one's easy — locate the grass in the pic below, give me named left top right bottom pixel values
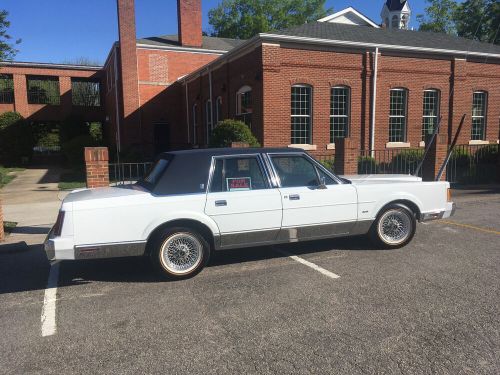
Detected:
left=0, top=166, right=25, bottom=189
left=3, top=221, right=17, bottom=234
left=58, top=170, right=86, bottom=190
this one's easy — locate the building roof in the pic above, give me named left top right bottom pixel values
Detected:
left=136, top=34, right=246, bottom=52
left=386, top=0, right=407, bottom=11
left=318, top=7, right=380, bottom=28
left=271, top=21, right=500, bottom=55
left=0, top=61, right=103, bottom=71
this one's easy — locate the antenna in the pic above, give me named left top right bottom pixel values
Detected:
left=436, top=114, right=466, bottom=181
left=413, top=115, right=443, bottom=177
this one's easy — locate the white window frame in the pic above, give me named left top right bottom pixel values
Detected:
left=291, top=84, right=313, bottom=145
left=471, top=91, right=487, bottom=141
left=330, top=86, right=350, bottom=143
left=421, top=89, right=440, bottom=140
left=389, top=88, right=408, bottom=143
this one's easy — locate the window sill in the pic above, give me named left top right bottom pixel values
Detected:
left=419, top=141, right=425, bottom=148
left=386, top=142, right=411, bottom=149
left=288, top=144, right=317, bottom=151
left=326, top=143, right=335, bottom=150
left=468, top=140, right=489, bottom=145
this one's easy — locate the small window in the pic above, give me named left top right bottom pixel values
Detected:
left=389, top=88, right=408, bottom=142
left=236, top=86, right=252, bottom=127
left=210, top=156, right=268, bottom=193
left=291, top=85, right=312, bottom=144
left=330, top=86, right=350, bottom=142
left=72, top=78, right=101, bottom=106
left=0, top=74, right=14, bottom=104
left=471, top=91, right=487, bottom=141
left=391, top=15, right=399, bottom=28
left=271, top=155, right=320, bottom=188
left=421, top=89, right=440, bottom=139
left=27, top=75, right=60, bottom=105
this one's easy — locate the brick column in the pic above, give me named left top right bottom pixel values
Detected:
left=423, top=134, right=448, bottom=182
left=0, top=198, right=4, bottom=242
left=334, top=138, right=359, bottom=175
left=59, top=76, right=72, bottom=117
left=13, top=74, right=29, bottom=117
left=85, top=147, right=110, bottom=188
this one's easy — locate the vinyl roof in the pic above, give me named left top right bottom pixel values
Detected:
left=137, top=34, right=246, bottom=52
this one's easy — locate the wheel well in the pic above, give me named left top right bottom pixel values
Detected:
left=379, top=200, right=421, bottom=220
left=145, top=219, right=216, bottom=255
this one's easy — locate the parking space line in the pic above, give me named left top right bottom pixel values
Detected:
left=274, top=248, right=340, bottom=279
left=41, top=261, right=60, bottom=337
left=440, top=220, right=500, bottom=235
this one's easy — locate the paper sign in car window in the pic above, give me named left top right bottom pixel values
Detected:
left=227, top=177, right=252, bottom=191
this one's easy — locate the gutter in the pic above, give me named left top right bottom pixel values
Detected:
left=370, top=48, right=379, bottom=157
left=0, top=61, right=103, bottom=71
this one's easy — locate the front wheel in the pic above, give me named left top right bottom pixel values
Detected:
left=370, top=204, right=416, bottom=249
left=150, top=227, right=210, bottom=279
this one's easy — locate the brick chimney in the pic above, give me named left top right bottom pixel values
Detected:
left=177, top=0, right=203, bottom=48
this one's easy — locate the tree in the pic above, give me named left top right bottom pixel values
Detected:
left=0, top=10, right=21, bottom=61
left=62, top=57, right=102, bottom=66
left=208, top=0, right=331, bottom=39
left=416, top=0, right=458, bottom=34
left=454, top=0, right=499, bottom=44
left=209, top=119, right=260, bottom=147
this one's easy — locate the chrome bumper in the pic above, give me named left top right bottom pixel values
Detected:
left=44, top=228, right=56, bottom=261
left=420, top=202, right=456, bottom=222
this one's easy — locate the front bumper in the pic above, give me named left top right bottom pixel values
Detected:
left=420, top=202, right=456, bottom=222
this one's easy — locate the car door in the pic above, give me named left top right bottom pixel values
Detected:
left=268, top=153, right=358, bottom=242
left=205, top=154, right=283, bottom=249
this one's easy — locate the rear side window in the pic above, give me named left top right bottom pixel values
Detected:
left=209, top=156, right=268, bottom=192
left=143, top=159, right=169, bottom=185
left=271, top=155, right=336, bottom=187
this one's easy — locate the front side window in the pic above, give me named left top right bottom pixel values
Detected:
left=421, top=89, right=440, bottom=140
left=471, top=91, right=487, bottom=141
left=72, top=78, right=101, bottom=106
left=210, top=156, right=268, bottom=193
left=389, top=88, right=408, bottom=142
left=27, top=75, right=60, bottom=105
left=0, top=74, right=14, bottom=104
left=330, top=86, right=350, bottom=142
left=236, top=86, right=252, bottom=127
left=291, top=85, right=312, bottom=144
left=271, top=155, right=324, bottom=188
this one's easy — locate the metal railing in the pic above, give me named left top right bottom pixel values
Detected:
left=109, top=162, right=153, bottom=186
left=358, top=149, right=424, bottom=176
left=446, top=144, right=499, bottom=185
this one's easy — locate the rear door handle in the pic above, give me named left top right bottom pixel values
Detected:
left=215, top=200, right=227, bottom=207
left=289, top=194, right=300, bottom=201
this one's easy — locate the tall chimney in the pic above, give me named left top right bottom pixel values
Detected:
left=177, top=0, right=203, bottom=48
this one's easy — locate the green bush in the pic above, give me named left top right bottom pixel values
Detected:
left=62, top=134, right=98, bottom=167
left=209, top=119, right=260, bottom=148
left=319, top=158, right=335, bottom=171
left=358, top=156, right=377, bottom=173
left=475, top=145, right=498, bottom=164
left=59, top=115, right=89, bottom=143
left=390, top=149, right=424, bottom=174
left=0, top=112, right=33, bottom=165
left=449, top=147, right=471, bottom=167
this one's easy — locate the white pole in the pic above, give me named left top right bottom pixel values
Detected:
left=370, top=47, right=379, bottom=158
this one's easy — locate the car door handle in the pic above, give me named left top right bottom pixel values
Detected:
left=289, top=194, right=300, bottom=201
left=215, top=200, right=227, bottom=207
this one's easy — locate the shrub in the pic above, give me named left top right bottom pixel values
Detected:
left=59, top=115, right=89, bottom=143
left=319, top=158, right=335, bottom=172
left=62, top=134, right=98, bottom=167
left=358, top=156, right=377, bottom=173
left=209, top=119, right=260, bottom=148
left=0, top=112, right=33, bottom=165
left=390, top=149, right=424, bottom=174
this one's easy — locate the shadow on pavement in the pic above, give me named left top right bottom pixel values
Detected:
left=37, top=168, right=63, bottom=184
left=10, top=226, right=51, bottom=235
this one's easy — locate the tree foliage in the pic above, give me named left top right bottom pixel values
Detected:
left=417, top=0, right=458, bottom=34
left=209, top=119, right=260, bottom=148
left=208, top=0, right=331, bottom=39
left=0, top=10, right=21, bottom=61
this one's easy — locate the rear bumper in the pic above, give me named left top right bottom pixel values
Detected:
left=420, top=202, right=456, bottom=222
left=44, top=228, right=76, bottom=260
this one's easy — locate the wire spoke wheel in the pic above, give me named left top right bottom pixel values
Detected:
left=160, top=232, right=203, bottom=275
left=377, top=209, right=412, bottom=245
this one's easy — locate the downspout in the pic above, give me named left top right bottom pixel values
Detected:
left=113, top=44, right=121, bottom=162
left=370, top=47, right=379, bottom=158
left=185, top=79, right=190, bottom=144
left=209, top=69, right=214, bottom=141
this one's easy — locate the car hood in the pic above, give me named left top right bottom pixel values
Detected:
left=340, top=174, right=422, bottom=184
left=63, top=184, right=149, bottom=203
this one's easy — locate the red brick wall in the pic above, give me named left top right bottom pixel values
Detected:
left=85, top=147, right=110, bottom=188
left=177, top=0, right=202, bottom=48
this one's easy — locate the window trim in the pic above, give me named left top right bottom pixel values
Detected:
left=471, top=91, right=488, bottom=141
left=389, top=88, right=408, bottom=143
left=236, top=85, right=252, bottom=115
left=0, top=74, right=14, bottom=104
left=291, top=84, right=313, bottom=145
left=330, top=85, right=351, bottom=143
left=421, top=89, right=440, bottom=140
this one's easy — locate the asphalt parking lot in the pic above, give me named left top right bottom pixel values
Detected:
left=1, top=189, right=499, bottom=374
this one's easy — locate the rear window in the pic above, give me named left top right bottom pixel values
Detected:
left=142, top=159, right=169, bottom=185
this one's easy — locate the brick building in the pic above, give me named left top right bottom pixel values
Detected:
left=0, top=0, right=499, bottom=161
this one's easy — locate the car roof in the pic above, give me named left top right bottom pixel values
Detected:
left=158, top=147, right=304, bottom=159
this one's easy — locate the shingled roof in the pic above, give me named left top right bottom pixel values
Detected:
left=269, top=22, right=500, bottom=55
left=386, top=0, right=407, bottom=11
left=137, top=34, right=246, bottom=52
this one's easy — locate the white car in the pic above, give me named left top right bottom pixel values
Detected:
left=45, top=148, right=455, bottom=279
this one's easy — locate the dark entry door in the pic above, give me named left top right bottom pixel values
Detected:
left=154, top=122, right=169, bottom=155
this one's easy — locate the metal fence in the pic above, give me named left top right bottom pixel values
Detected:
left=109, top=162, right=153, bottom=186
left=446, top=144, right=499, bottom=185
left=358, top=149, right=424, bottom=176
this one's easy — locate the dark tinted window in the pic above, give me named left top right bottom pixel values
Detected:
left=271, top=155, right=320, bottom=187
left=143, top=159, right=169, bottom=185
left=210, top=157, right=268, bottom=192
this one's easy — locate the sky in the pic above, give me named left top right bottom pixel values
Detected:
left=3, top=0, right=433, bottom=64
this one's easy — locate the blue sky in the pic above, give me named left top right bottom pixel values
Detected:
left=3, top=0, right=432, bottom=64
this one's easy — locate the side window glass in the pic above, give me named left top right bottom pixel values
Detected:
left=271, top=156, right=319, bottom=187
left=209, top=157, right=268, bottom=192
left=317, top=168, right=337, bottom=185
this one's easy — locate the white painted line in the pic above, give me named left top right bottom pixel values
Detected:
left=274, top=248, right=340, bottom=279
left=41, top=261, right=60, bottom=337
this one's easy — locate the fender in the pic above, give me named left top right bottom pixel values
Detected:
left=370, top=191, right=424, bottom=219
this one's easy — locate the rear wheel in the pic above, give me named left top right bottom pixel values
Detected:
left=370, top=204, right=416, bottom=249
left=150, top=227, right=210, bottom=279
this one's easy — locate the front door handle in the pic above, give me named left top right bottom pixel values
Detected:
left=215, top=200, right=227, bottom=207
left=289, top=194, right=300, bottom=201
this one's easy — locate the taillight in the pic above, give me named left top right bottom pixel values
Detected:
left=53, top=211, right=65, bottom=237
left=447, top=188, right=452, bottom=202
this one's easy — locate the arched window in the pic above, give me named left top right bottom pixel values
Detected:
left=291, top=84, right=312, bottom=145
left=471, top=91, right=488, bottom=141
left=389, top=88, right=408, bottom=142
left=391, top=15, right=399, bottom=29
left=330, top=86, right=351, bottom=142
left=192, top=103, right=198, bottom=145
left=421, top=89, right=440, bottom=140
left=215, top=96, right=223, bottom=124
left=236, top=85, right=252, bottom=127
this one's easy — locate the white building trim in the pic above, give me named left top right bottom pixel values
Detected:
left=318, top=7, right=380, bottom=28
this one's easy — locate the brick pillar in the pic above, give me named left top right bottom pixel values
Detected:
left=423, top=134, right=448, bottom=181
left=59, top=76, right=72, bottom=117
left=0, top=198, right=4, bottom=242
left=230, top=142, right=249, bottom=148
left=334, top=138, right=359, bottom=175
left=177, top=0, right=203, bottom=48
left=85, top=147, right=110, bottom=188
left=13, top=74, right=29, bottom=117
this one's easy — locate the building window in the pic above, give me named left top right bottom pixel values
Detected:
left=391, top=15, right=399, bottom=28
left=471, top=91, right=487, bottom=141
left=421, top=89, right=440, bottom=140
left=71, top=78, right=101, bottom=107
left=27, top=75, right=60, bottom=105
left=291, top=85, right=312, bottom=144
left=0, top=74, right=14, bottom=104
left=236, top=86, right=252, bottom=127
left=192, top=104, right=198, bottom=144
left=206, top=99, right=213, bottom=142
left=389, top=88, right=408, bottom=142
left=330, top=86, right=350, bottom=142
left=215, top=96, right=223, bottom=124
